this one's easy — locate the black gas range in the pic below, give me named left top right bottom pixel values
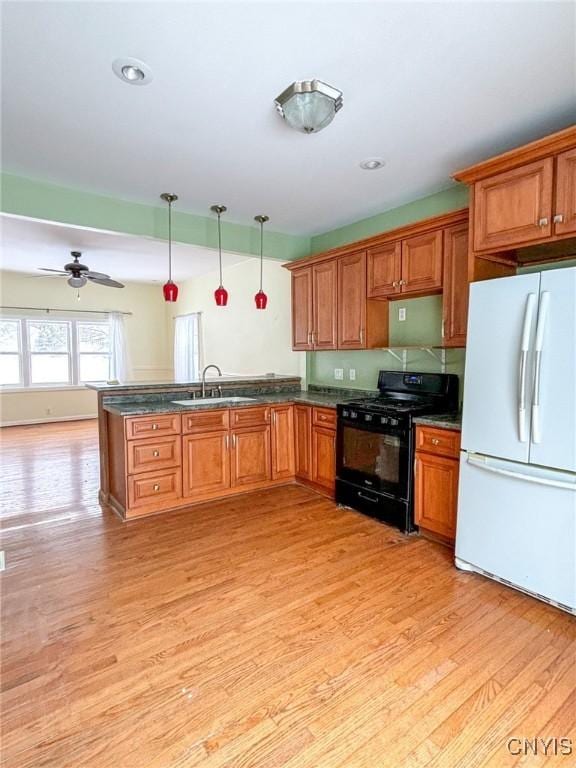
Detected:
left=336, top=371, right=458, bottom=533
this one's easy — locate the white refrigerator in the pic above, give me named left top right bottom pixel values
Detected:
left=456, top=266, right=576, bottom=613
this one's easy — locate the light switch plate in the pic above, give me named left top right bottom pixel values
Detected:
left=334, top=368, right=344, bottom=380
left=398, top=307, right=406, bottom=321
left=349, top=369, right=356, bottom=381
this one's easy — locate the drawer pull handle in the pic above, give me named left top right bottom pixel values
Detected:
left=152, top=424, right=159, bottom=430
left=153, top=450, right=160, bottom=457
left=153, top=483, right=160, bottom=491
left=538, top=217, right=549, bottom=227
left=553, top=213, right=564, bottom=224
left=431, top=438, right=440, bottom=445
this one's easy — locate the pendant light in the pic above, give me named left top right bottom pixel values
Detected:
left=211, top=204, right=228, bottom=306
left=161, top=193, right=179, bottom=302
left=254, top=214, right=269, bottom=310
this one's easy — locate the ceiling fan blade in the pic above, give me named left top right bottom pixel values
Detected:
left=86, top=276, right=125, bottom=288
left=83, top=270, right=111, bottom=280
left=38, top=268, right=68, bottom=274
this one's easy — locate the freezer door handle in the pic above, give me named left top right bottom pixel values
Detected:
left=518, top=293, right=536, bottom=442
left=467, top=454, right=576, bottom=491
left=531, top=291, right=550, bottom=444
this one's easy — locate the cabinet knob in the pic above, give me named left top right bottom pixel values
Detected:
left=431, top=438, right=440, bottom=445
left=153, top=450, right=160, bottom=457
left=553, top=213, right=564, bottom=224
left=153, top=483, right=160, bottom=491
left=538, top=217, right=549, bottom=227
left=392, top=281, right=398, bottom=288
left=152, top=423, right=158, bottom=430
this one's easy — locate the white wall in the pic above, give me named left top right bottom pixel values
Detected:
left=171, top=257, right=303, bottom=378
left=0, top=270, right=172, bottom=425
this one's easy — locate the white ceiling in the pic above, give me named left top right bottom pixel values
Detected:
left=0, top=215, right=249, bottom=282
left=2, top=2, right=575, bottom=237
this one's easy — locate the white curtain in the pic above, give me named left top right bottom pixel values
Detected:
left=109, top=312, right=131, bottom=383
left=174, top=313, right=201, bottom=382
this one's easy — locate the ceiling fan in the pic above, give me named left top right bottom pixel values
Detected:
left=38, top=251, right=125, bottom=289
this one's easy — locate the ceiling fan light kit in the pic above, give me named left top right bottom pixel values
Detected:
left=38, top=251, right=124, bottom=296
left=275, top=79, right=343, bottom=134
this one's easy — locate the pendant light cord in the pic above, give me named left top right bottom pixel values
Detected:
left=218, top=211, right=223, bottom=287
left=168, top=199, right=172, bottom=282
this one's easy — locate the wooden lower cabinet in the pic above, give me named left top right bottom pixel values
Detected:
left=182, top=431, right=230, bottom=500
left=311, top=426, right=336, bottom=492
left=231, top=425, right=271, bottom=488
left=294, top=404, right=312, bottom=480
left=271, top=405, right=295, bottom=480
left=414, top=426, right=461, bottom=544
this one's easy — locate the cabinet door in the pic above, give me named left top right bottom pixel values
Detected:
left=442, top=223, right=469, bottom=347
left=401, top=230, right=443, bottom=294
left=271, top=405, right=295, bottom=480
left=554, top=148, right=576, bottom=236
left=367, top=242, right=402, bottom=297
left=182, top=432, right=230, bottom=499
left=414, top=452, right=458, bottom=541
left=294, top=405, right=312, bottom=480
left=231, top=425, right=271, bottom=488
left=311, top=425, right=336, bottom=492
left=473, top=158, right=553, bottom=251
left=312, top=260, right=338, bottom=349
left=292, top=267, right=313, bottom=350
left=337, top=251, right=367, bottom=349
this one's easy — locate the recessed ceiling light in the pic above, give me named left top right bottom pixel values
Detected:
left=112, top=57, right=153, bottom=86
left=360, top=158, right=386, bottom=171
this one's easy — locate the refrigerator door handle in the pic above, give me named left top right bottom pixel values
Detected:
left=467, top=453, right=576, bottom=491
left=518, top=293, right=536, bottom=443
left=531, top=291, right=550, bottom=444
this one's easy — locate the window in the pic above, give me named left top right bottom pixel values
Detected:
left=0, top=317, right=111, bottom=388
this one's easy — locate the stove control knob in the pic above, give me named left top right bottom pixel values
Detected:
left=364, top=413, right=373, bottom=422
left=342, top=409, right=349, bottom=418
left=350, top=411, right=358, bottom=419
left=389, top=417, right=399, bottom=426
left=380, top=416, right=389, bottom=425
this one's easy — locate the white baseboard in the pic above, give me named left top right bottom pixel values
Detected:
left=0, top=414, right=98, bottom=428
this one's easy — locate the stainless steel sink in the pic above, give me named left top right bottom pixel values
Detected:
left=171, top=396, right=257, bottom=406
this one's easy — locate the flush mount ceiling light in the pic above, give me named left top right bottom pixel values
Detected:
left=359, top=158, right=386, bottom=171
left=112, top=57, right=153, bottom=86
left=275, top=79, right=343, bottom=134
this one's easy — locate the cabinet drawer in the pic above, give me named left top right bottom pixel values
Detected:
left=312, top=407, right=336, bottom=430
left=127, top=468, right=182, bottom=510
left=127, top=436, right=181, bottom=474
left=416, top=426, right=461, bottom=458
left=230, top=406, right=270, bottom=427
left=182, top=409, right=229, bottom=434
left=126, top=414, right=180, bottom=440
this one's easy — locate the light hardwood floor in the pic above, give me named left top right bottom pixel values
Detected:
left=1, top=420, right=574, bottom=767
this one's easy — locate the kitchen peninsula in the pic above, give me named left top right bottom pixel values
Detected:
left=90, top=374, right=351, bottom=519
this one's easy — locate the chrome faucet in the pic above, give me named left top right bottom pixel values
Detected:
left=201, top=364, right=222, bottom=397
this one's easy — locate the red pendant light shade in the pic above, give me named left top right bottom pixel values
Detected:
left=163, top=280, right=179, bottom=302
left=211, top=204, right=228, bottom=306
left=160, top=192, right=179, bottom=302
left=254, top=214, right=269, bottom=310
left=214, top=286, right=228, bottom=306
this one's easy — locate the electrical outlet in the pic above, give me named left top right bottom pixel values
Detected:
left=334, top=368, right=344, bottom=381
left=349, top=369, right=356, bottom=381
left=398, top=307, right=406, bottom=322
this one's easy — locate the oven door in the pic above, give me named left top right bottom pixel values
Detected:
left=337, top=418, right=410, bottom=499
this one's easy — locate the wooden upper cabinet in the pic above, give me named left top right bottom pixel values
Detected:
left=337, top=251, right=367, bottom=349
left=182, top=431, right=230, bottom=500
left=294, top=405, right=312, bottom=480
left=442, top=223, right=469, bottom=347
left=554, top=148, right=576, bottom=236
left=312, top=260, right=338, bottom=349
left=401, top=230, right=443, bottom=294
left=367, top=242, right=402, bottom=298
left=231, top=425, right=271, bottom=488
left=291, top=267, right=313, bottom=350
left=473, top=158, right=554, bottom=251
left=271, top=405, right=295, bottom=481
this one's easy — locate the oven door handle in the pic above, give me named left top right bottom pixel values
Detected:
left=357, top=491, right=379, bottom=503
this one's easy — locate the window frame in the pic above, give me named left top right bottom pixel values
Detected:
left=0, top=316, right=112, bottom=390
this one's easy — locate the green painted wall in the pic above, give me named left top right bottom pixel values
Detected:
left=0, top=173, right=311, bottom=261
left=310, top=185, right=469, bottom=253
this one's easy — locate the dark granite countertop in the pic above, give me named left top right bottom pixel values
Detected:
left=88, top=374, right=301, bottom=393
left=413, top=413, right=462, bottom=431
left=103, top=390, right=359, bottom=417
